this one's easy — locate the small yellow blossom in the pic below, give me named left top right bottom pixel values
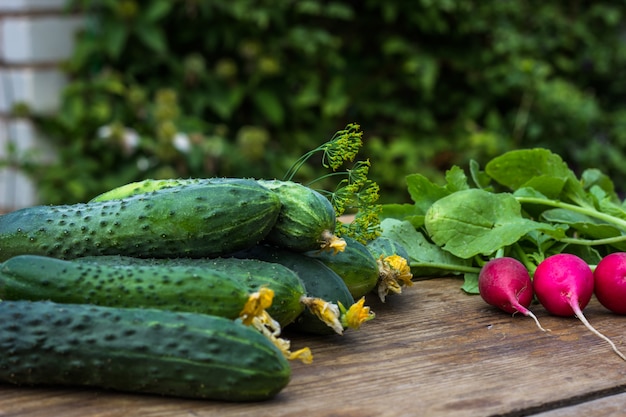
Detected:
left=251, top=311, right=313, bottom=364
left=300, top=296, right=344, bottom=334
left=288, top=347, right=314, bottom=364
left=339, top=297, right=375, bottom=330
left=375, top=255, right=414, bottom=302
left=239, top=287, right=274, bottom=325
left=319, top=231, right=347, bottom=254
left=386, top=255, right=413, bottom=287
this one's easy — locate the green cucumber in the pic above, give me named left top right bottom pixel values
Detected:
left=90, top=178, right=203, bottom=202
left=193, top=257, right=307, bottom=326
left=0, top=254, right=257, bottom=322
left=90, top=177, right=344, bottom=253
left=0, top=178, right=280, bottom=261
left=306, top=236, right=379, bottom=299
left=256, top=179, right=344, bottom=253
left=72, top=255, right=307, bottom=326
left=235, top=245, right=356, bottom=335
left=0, top=300, right=290, bottom=401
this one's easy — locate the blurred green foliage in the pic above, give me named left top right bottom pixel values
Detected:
left=10, top=0, right=626, bottom=204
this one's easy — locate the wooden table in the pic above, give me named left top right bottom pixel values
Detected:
left=2, top=277, right=626, bottom=417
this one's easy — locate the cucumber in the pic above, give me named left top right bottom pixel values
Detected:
left=0, top=254, right=262, bottom=323
left=235, top=245, right=358, bottom=335
left=256, top=180, right=345, bottom=253
left=0, top=300, right=291, bottom=401
left=193, top=257, right=307, bottom=326
left=0, top=178, right=281, bottom=261
left=366, top=236, right=414, bottom=302
left=306, top=236, right=379, bottom=299
left=90, top=177, right=345, bottom=253
left=72, top=255, right=307, bottom=326
left=90, top=178, right=202, bottom=202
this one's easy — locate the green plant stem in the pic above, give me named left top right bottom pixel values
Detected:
left=516, top=196, right=626, bottom=230
left=409, top=262, right=481, bottom=275
left=558, top=235, right=626, bottom=246
left=283, top=149, right=320, bottom=181
left=513, top=243, right=537, bottom=274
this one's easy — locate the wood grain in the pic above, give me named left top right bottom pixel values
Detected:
left=1, top=278, right=626, bottom=417
left=534, top=392, right=626, bottom=417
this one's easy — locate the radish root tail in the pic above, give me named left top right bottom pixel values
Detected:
left=525, top=310, right=550, bottom=333
left=515, top=303, right=550, bottom=333
left=574, top=308, right=626, bottom=362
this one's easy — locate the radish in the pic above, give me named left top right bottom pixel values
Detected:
left=533, top=253, right=626, bottom=361
left=593, top=252, right=626, bottom=315
left=478, top=257, right=548, bottom=332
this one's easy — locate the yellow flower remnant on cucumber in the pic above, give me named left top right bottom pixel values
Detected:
left=340, top=297, right=375, bottom=330
left=320, top=230, right=347, bottom=254
left=239, top=287, right=275, bottom=325
left=300, top=296, right=344, bottom=335
left=300, top=296, right=375, bottom=335
left=376, top=254, right=414, bottom=302
left=251, top=311, right=313, bottom=365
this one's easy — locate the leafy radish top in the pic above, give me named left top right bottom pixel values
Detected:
left=380, top=148, right=626, bottom=294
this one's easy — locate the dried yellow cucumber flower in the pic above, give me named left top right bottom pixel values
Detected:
left=339, top=297, right=375, bottom=330
left=376, top=254, right=414, bottom=302
left=239, top=287, right=275, bottom=325
left=300, top=296, right=344, bottom=335
left=319, top=230, right=347, bottom=254
left=251, top=311, right=313, bottom=364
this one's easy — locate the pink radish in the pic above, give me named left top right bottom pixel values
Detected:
left=478, top=257, right=548, bottom=332
left=593, top=252, right=626, bottom=315
left=533, top=253, right=626, bottom=361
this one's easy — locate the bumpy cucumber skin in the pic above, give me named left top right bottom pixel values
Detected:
left=235, top=245, right=354, bottom=335
left=90, top=178, right=210, bottom=202
left=0, top=179, right=281, bottom=261
left=90, top=177, right=337, bottom=253
left=198, top=257, right=306, bottom=326
left=306, top=236, right=379, bottom=299
left=0, top=301, right=291, bottom=401
left=73, top=255, right=306, bottom=326
left=0, top=254, right=252, bottom=320
left=257, top=180, right=336, bottom=252
left=366, top=236, right=411, bottom=261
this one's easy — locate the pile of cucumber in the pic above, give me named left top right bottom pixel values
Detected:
left=0, top=177, right=412, bottom=401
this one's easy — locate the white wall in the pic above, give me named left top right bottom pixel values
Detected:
left=0, top=0, right=82, bottom=211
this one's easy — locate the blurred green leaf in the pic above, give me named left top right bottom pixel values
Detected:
left=143, top=0, right=172, bottom=22
left=252, top=90, right=284, bottom=125
left=134, top=24, right=167, bottom=54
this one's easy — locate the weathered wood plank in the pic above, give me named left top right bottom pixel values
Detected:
left=534, top=392, right=626, bottom=417
left=1, top=278, right=625, bottom=417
